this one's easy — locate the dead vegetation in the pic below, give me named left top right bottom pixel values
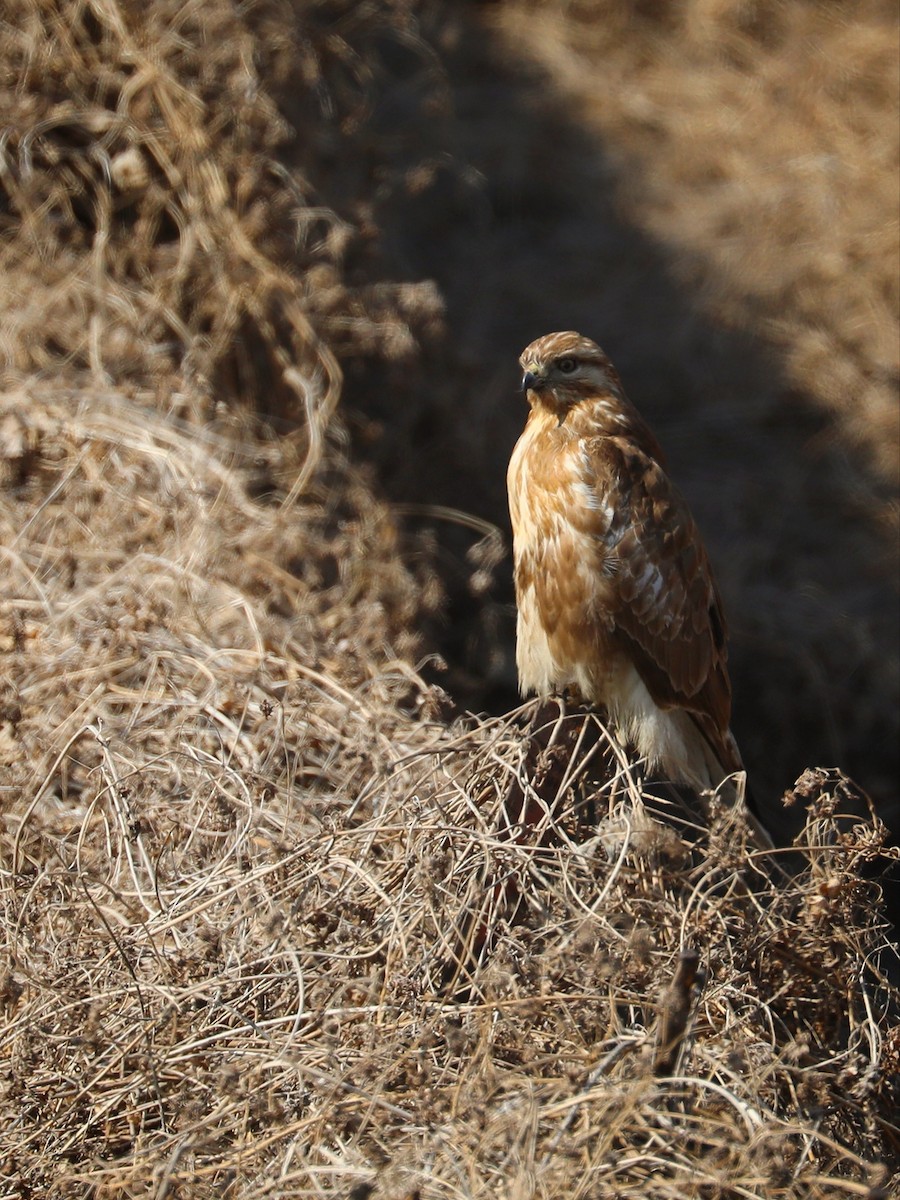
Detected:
left=495, top=0, right=900, bottom=489
left=0, top=0, right=898, bottom=1197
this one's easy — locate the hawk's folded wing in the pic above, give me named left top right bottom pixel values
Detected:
left=582, top=436, right=739, bottom=773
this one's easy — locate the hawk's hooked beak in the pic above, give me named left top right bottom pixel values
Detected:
left=522, top=369, right=544, bottom=393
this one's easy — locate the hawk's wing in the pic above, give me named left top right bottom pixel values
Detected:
left=583, top=436, right=735, bottom=756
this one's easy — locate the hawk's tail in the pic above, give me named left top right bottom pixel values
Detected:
left=680, top=711, right=773, bottom=850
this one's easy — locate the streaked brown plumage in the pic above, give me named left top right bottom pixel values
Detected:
left=507, top=330, right=745, bottom=796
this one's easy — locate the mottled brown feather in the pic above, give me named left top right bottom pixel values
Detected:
left=509, top=330, right=745, bottom=789
left=588, top=437, right=730, bottom=713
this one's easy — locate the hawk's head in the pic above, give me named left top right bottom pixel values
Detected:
left=519, top=331, right=624, bottom=413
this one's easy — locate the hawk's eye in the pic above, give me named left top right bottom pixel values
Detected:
left=556, top=357, right=577, bottom=374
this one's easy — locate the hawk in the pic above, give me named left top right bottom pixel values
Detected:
left=507, top=330, right=750, bottom=809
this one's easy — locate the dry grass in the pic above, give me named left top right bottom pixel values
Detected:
left=494, top=1, right=900, bottom=488
left=1, top=417, right=898, bottom=1193
left=1, top=1, right=898, bottom=1197
left=1, top=393, right=898, bottom=1191
left=0, top=0, right=442, bottom=493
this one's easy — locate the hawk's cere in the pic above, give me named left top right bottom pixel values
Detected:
left=508, top=330, right=748, bottom=803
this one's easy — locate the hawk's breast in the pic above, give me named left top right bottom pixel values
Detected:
left=507, top=413, right=619, bottom=702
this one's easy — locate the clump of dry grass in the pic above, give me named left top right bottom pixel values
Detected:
left=0, top=382, right=432, bottom=1193
left=1, top=1, right=898, bottom=1196
left=0, top=0, right=443, bottom=492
